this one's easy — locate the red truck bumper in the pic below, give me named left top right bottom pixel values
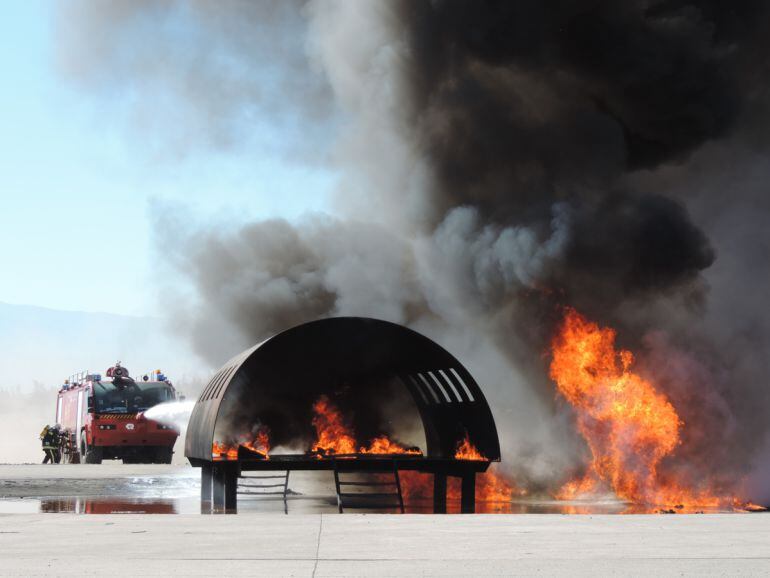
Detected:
left=91, top=414, right=178, bottom=446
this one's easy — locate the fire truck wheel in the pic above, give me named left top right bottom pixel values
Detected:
left=80, top=433, right=103, bottom=464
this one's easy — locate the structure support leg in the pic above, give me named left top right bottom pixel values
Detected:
left=433, top=472, right=447, bottom=514
left=200, top=463, right=213, bottom=514
left=224, top=463, right=238, bottom=514
left=460, top=472, right=476, bottom=514
left=212, top=464, right=226, bottom=513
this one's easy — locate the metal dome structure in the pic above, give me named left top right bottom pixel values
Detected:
left=185, top=317, right=501, bottom=513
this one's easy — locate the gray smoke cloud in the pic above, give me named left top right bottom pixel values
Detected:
left=59, top=0, right=770, bottom=497
left=56, top=0, right=333, bottom=158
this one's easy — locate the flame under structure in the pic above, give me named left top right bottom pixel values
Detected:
left=549, top=308, right=728, bottom=508
left=452, top=432, right=518, bottom=503
left=382, top=431, right=519, bottom=504
left=398, top=467, right=520, bottom=507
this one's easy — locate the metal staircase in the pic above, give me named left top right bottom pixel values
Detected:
left=238, top=471, right=291, bottom=514
left=333, top=460, right=405, bottom=513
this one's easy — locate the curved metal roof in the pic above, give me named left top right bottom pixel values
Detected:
left=185, top=317, right=501, bottom=462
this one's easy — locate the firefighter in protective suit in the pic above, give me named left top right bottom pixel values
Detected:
left=40, top=425, right=61, bottom=464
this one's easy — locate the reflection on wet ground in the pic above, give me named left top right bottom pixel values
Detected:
left=0, top=495, right=751, bottom=515
left=0, top=467, right=763, bottom=515
left=39, top=497, right=178, bottom=514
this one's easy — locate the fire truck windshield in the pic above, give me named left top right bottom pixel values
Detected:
left=93, top=380, right=175, bottom=414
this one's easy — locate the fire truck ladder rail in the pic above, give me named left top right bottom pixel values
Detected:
left=237, top=471, right=291, bottom=514
left=332, top=460, right=405, bottom=514
left=67, top=370, right=89, bottom=386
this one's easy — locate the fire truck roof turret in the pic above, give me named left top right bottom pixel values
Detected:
left=106, top=362, right=129, bottom=379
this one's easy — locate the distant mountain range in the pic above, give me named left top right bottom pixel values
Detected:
left=0, top=302, right=208, bottom=390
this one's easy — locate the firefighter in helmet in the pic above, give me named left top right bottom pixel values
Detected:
left=40, top=424, right=62, bottom=464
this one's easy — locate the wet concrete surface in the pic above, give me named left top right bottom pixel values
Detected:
left=0, top=465, right=768, bottom=576
left=0, top=464, right=645, bottom=515
left=0, top=464, right=757, bottom=515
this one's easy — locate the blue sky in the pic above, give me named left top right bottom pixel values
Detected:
left=0, top=1, right=335, bottom=316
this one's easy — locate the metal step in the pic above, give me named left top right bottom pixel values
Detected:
left=338, top=480, right=398, bottom=487
left=333, top=460, right=405, bottom=514
left=339, top=491, right=402, bottom=499
left=336, top=503, right=403, bottom=510
left=237, top=470, right=291, bottom=513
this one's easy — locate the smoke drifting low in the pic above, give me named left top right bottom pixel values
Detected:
left=60, top=1, right=770, bottom=495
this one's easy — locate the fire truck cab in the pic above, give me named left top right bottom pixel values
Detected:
left=55, top=363, right=179, bottom=464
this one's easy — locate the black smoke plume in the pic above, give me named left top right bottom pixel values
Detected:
left=59, top=0, right=770, bottom=497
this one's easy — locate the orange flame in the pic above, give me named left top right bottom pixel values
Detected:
left=734, top=501, right=768, bottom=512
left=398, top=465, right=522, bottom=504
left=555, top=473, right=601, bottom=500
left=361, top=435, right=422, bottom=455
left=549, top=308, right=731, bottom=508
left=311, top=395, right=358, bottom=455
left=311, top=396, right=423, bottom=456
left=476, top=467, right=523, bottom=502
left=454, top=432, right=486, bottom=461
left=212, top=426, right=270, bottom=461
left=395, top=472, right=431, bottom=501
left=242, top=427, right=271, bottom=457
left=211, top=441, right=238, bottom=461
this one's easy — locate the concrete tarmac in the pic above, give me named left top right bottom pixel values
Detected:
left=1, top=465, right=768, bottom=576
left=1, top=513, right=769, bottom=577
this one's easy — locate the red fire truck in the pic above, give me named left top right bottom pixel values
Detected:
left=55, top=363, right=179, bottom=464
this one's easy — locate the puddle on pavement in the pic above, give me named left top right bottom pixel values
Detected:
left=0, top=495, right=747, bottom=515
left=0, top=470, right=760, bottom=515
